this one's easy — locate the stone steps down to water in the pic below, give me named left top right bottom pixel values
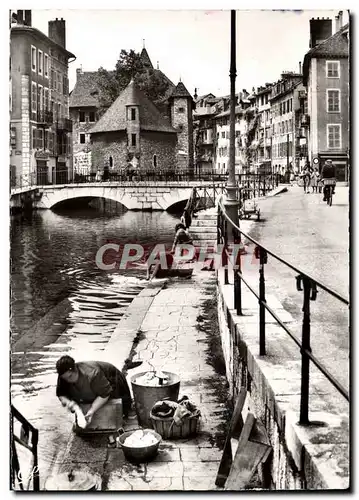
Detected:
left=189, top=211, right=217, bottom=245
left=190, top=218, right=217, bottom=227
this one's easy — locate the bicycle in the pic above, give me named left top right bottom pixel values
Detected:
left=322, top=178, right=336, bottom=206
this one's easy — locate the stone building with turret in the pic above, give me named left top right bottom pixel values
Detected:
left=69, top=47, right=193, bottom=177
left=89, top=78, right=194, bottom=176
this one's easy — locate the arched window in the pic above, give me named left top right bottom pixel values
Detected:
left=109, top=156, right=113, bottom=168
left=153, top=154, right=157, bottom=168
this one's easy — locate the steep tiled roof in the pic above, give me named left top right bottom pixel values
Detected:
left=69, top=71, right=104, bottom=108
left=169, top=81, right=192, bottom=99
left=89, top=79, right=177, bottom=134
left=303, top=23, right=349, bottom=85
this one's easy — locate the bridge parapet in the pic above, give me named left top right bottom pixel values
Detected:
left=33, top=182, right=222, bottom=211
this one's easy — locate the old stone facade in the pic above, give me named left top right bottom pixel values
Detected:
left=69, top=69, right=100, bottom=177
left=90, top=130, right=177, bottom=175
left=70, top=49, right=194, bottom=176
left=303, top=15, right=349, bottom=181
left=10, top=10, right=75, bottom=186
left=89, top=79, right=190, bottom=177
left=169, top=87, right=195, bottom=172
left=270, top=73, right=303, bottom=176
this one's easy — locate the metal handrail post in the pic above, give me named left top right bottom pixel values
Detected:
left=32, top=429, right=40, bottom=491
left=256, top=246, right=268, bottom=355
left=224, top=219, right=229, bottom=285
left=297, top=275, right=317, bottom=424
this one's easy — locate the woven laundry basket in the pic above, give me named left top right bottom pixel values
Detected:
left=149, top=410, right=200, bottom=439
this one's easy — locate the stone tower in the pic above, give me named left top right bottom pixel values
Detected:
left=169, top=81, right=194, bottom=173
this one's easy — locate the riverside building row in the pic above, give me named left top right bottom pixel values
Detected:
left=10, top=11, right=349, bottom=185
left=10, top=10, right=75, bottom=187
left=194, top=11, right=349, bottom=181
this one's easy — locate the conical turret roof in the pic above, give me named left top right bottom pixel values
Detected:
left=169, top=81, right=192, bottom=99
left=140, top=48, right=154, bottom=69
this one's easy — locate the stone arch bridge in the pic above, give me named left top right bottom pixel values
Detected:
left=32, top=181, right=221, bottom=211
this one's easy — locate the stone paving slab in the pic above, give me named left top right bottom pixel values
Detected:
left=103, top=272, right=230, bottom=491
left=44, top=272, right=230, bottom=491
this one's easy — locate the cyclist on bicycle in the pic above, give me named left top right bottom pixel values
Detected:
left=321, top=160, right=336, bottom=202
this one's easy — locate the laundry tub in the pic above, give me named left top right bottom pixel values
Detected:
left=131, top=371, right=180, bottom=428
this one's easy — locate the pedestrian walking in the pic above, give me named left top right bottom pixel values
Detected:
left=303, top=167, right=311, bottom=193
left=310, top=168, right=320, bottom=193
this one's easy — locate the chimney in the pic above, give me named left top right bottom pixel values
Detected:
left=76, top=67, right=83, bottom=80
left=48, top=18, right=66, bottom=48
left=309, top=18, right=332, bottom=48
left=24, top=10, right=31, bottom=27
left=16, top=10, right=24, bottom=24
left=299, top=61, right=302, bottom=73
left=338, top=10, right=343, bottom=31
left=194, top=87, right=198, bottom=100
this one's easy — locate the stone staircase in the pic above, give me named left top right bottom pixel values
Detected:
left=189, top=208, right=217, bottom=249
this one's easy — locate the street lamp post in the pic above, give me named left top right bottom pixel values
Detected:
left=225, top=9, right=239, bottom=240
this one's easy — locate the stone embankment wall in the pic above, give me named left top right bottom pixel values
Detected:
left=216, top=276, right=349, bottom=490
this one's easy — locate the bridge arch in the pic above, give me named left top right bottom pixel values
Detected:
left=49, top=194, right=130, bottom=211
left=34, top=184, right=194, bottom=211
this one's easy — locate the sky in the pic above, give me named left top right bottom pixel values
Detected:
left=28, top=7, right=349, bottom=98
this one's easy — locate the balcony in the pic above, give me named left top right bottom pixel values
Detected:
left=36, top=110, right=53, bottom=127
left=56, top=117, right=73, bottom=132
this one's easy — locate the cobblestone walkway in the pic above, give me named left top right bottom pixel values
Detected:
left=53, top=272, right=232, bottom=491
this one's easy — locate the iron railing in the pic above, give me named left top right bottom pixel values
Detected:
left=11, top=405, right=40, bottom=491
left=72, top=171, right=229, bottom=184
left=11, top=171, right=282, bottom=191
left=236, top=173, right=280, bottom=198
left=10, top=173, right=37, bottom=191
left=217, top=194, right=349, bottom=425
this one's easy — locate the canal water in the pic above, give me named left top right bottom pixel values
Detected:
left=10, top=202, right=181, bottom=404
left=11, top=202, right=184, bottom=482
left=11, top=204, right=180, bottom=345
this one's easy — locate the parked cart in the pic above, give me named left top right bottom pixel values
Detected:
left=239, top=188, right=261, bottom=221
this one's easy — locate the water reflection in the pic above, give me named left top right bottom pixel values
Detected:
left=11, top=207, right=179, bottom=344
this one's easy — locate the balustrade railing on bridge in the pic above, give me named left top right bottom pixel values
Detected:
left=217, top=195, right=349, bottom=425
left=11, top=170, right=281, bottom=193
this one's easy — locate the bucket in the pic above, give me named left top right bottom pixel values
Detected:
left=131, top=371, right=180, bottom=428
left=117, top=429, right=161, bottom=463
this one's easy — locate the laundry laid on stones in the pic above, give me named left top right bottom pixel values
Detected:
left=123, top=430, right=158, bottom=447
